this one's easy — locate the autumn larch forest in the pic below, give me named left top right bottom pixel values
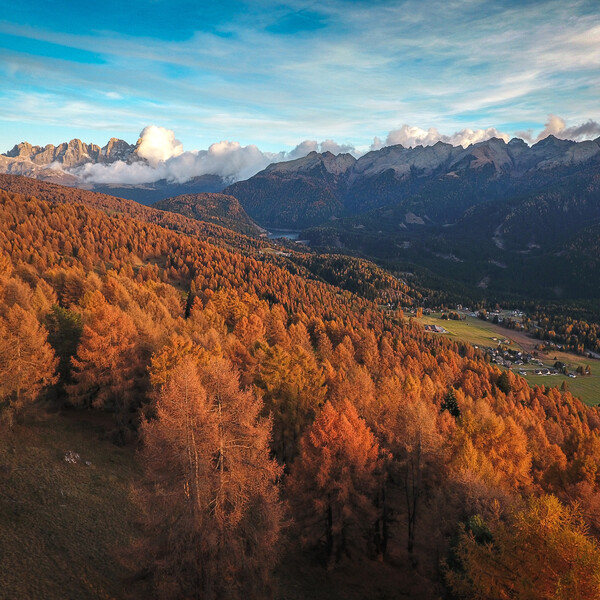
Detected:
left=1, top=171, right=600, bottom=599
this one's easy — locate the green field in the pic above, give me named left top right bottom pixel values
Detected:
left=419, top=314, right=600, bottom=406
left=420, top=315, right=509, bottom=349
left=0, top=410, right=141, bottom=599
left=525, top=373, right=600, bottom=405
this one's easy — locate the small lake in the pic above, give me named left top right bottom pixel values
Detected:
left=266, top=229, right=302, bottom=240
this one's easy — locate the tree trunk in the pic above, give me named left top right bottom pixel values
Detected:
left=326, top=498, right=334, bottom=567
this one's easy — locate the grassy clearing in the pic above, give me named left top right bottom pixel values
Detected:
left=420, top=315, right=509, bottom=349
left=0, top=409, right=141, bottom=600
left=419, top=314, right=600, bottom=406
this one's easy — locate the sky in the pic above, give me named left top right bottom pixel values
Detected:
left=1, top=0, right=599, bottom=161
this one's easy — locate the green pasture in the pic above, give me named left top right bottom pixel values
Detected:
left=419, top=314, right=516, bottom=349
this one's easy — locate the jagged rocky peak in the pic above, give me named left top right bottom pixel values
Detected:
left=2, top=136, right=138, bottom=168
left=33, top=144, right=62, bottom=165
left=451, top=137, right=515, bottom=173
left=351, top=140, right=462, bottom=181
left=533, top=134, right=571, bottom=148
left=520, top=135, right=600, bottom=170
left=101, top=138, right=135, bottom=161
left=60, top=139, right=100, bottom=167
left=4, top=141, right=41, bottom=158
left=505, top=137, right=529, bottom=159
left=3, top=138, right=98, bottom=166
left=320, top=151, right=357, bottom=175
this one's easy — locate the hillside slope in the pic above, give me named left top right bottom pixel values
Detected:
left=2, top=175, right=600, bottom=599
left=0, top=412, right=140, bottom=599
left=153, top=192, right=263, bottom=236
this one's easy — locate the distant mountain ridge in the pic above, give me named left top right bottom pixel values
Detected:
left=2, top=134, right=599, bottom=219
left=225, top=136, right=600, bottom=228
left=0, top=136, right=227, bottom=202
left=0, top=136, right=140, bottom=187
left=4, top=137, right=135, bottom=167
left=83, top=176, right=226, bottom=206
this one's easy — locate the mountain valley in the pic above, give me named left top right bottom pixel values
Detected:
left=4, top=133, right=598, bottom=308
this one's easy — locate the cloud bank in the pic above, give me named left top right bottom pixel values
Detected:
left=76, top=127, right=359, bottom=185
left=372, top=116, right=600, bottom=152
left=136, top=125, right=183, bottom=166
left=371, top=125, right=511, bottom=151
left=516, top=114, right=600, bottom=144
left=72, top=116, right=600, bottom=185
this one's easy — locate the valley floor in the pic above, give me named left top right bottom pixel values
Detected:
left=419, top=314, right=600, bottom=406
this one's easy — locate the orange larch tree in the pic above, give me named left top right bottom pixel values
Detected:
left=287, top=400, right=385, bottom=567
left=446, top=495, right=600, bottom=600
left=0, top=303, right=57, bottom=423
left=139, top=356, right=283, bottom=599
left=69, top=291, right=144, bottom=433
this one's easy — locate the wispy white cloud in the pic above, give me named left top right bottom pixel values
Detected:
left=0, top=0, right=599, bottom=151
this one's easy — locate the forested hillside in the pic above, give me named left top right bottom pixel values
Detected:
left=152, top=192, right=263, bottom=236
left=2, top=178, right=600, bottom=598
left=222, top=139, right=600, bottom=305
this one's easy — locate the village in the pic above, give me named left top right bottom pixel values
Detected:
left=412, top=305, right=592, bottom=384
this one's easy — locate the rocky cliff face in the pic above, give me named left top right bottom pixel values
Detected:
left=264, top=151, right=356, bottom=176
left=101, top=138, right=135, bottom=162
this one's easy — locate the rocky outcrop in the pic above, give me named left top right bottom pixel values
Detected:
left=101, top=138, right=135, bottom=162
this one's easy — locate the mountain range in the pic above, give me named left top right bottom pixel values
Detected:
left=2, top=134, right=599, bottom=302
left=4, top=136, right=134, bottom=166
left=0, top=136, right=227, bottom=198
left=0, top=137, right=136, bottom=186
left=222, top=136, right=600, bottom=302
left=3, top=134, right=599, bottom=223
left=226, top=135, right=600, bottom=228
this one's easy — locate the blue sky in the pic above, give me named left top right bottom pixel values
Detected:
left=0, top=0, right=599, bottom=153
